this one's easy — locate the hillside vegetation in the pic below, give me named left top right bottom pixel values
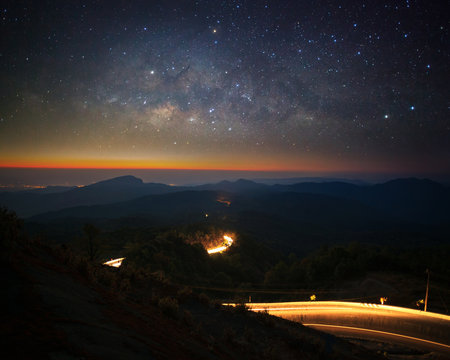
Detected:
left=1, top=208, right=384, bottom=360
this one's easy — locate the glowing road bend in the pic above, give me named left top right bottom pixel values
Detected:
left=103, top=257, right=125, bottom=267
left=305, top=324, right=450, bottom=354
left=207, top=235, right=234, bottom=254
left=241, top=301, right=450, bottom=355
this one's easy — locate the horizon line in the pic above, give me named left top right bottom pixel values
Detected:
left=0, top=165, right=441, bottom=175
left=1, top=166, right=449, bottom=180
left=0, top=165, right=372, bottom=173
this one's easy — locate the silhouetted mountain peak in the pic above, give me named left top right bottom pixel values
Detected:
left=213, top=179, right=259, bottom=186
left=195, top=178, right=267, bottom=193
left=382, top=177, right=439, bottom=186
left=377, top=178, right=443, bottom=192
left=235, top=178, right=257, bottom=185
left=90, top=175, right=144, bottom=187
left=216, top=180, right=233, bottom=186
left=215, top=178, right=267, bottom=192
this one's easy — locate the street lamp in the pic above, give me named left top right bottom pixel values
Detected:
left=424, top=269, right=430, bottom=312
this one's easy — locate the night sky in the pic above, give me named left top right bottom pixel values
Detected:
left=1, top=1, right=449, bottom=179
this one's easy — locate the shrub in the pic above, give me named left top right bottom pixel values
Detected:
left=75, top=257, right=91, bottom=277
left=96, top=268, right=116, bottom=287
left=198, top=292, right=211, bottom=306
left=243, top=326, right=255, bottom=342
left=176, top=286, right=193, bottom=302
left=119, top=278, right=131, bottom=293
left=158, top=296, right=179, bottom=319
left=256, top=309, right=275, bottom=327
left=233, top=302, right=248, bottom=314
left=222, top=327, right=237, bottom=343
left=182, top=310, right=195, bottom=327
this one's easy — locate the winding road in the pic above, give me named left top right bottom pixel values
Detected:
left=245, top=301, right=450, bottom=355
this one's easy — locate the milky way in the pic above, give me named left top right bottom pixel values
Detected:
left=1, top=1, right=449, bottom=175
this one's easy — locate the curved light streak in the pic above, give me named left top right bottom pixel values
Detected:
left=304, top=323, right=450, bottom=350
left=207, top=235, right=234, bottom=254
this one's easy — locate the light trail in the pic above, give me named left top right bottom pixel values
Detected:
left=302, top=323, right=450, bottom=350
left=103, top=257, right=125, bottom=267
left=245, top=301, right=450, bottom=321
left=250, top=306, right=357, bottom=311
left=207, top=245, right=228, bottom=254
left=224, top=301, right=450, bottom=354
left=207, top=235, right=234, bottom=254
left=216, top=199, right=231, bottom=206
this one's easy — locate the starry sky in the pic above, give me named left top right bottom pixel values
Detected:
left=1, top=0, right=449, bottom=180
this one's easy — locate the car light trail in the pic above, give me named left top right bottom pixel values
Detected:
left=304, top=323, right=450, bottom=354
left=103, top=257, right=125, bottom=267
left=303, top=323, right=450, bottom=350
left=223, top=301, right=450, bottom=354
left=207, top=235, right=234, bottom=254
left=244, top=301, right=450, bottom=321
left=216, top=198, right=231, bottom=206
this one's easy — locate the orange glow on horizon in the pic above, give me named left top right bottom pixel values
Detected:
left=0, top=150, right=439, bottom=175
left=0, top=158, right=399, bottom=174
left=0, top=159, right=342, bottom=172
left=0, top=163, right=315, bottom=172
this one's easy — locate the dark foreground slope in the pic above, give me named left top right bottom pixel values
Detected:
left=1, top=234, right=384, bottom=359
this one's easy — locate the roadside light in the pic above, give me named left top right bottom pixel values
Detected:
left=310, top=294, right=316, bottom=301
left=416, top=299, right=425, bottom=309
left=424, top=269, right=430, bottom=312
left=380, top=297, right=387, bottom=305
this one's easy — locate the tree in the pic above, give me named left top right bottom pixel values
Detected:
left=0, top=207, right=22, bottom=245
left=83, top=223, right=100, bottom=261
left=264, top=261, right=289, bottom=286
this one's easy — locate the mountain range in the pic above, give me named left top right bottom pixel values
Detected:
left=0, top=175, right=186, bottom=218
left=1, top=175, right=449, bottom=226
